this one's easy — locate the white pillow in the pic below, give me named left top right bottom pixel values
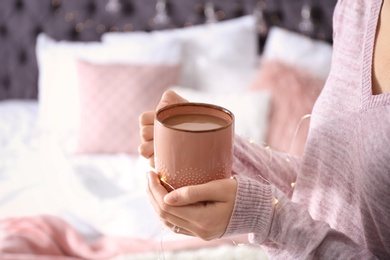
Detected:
left=36, top=33, right=181, bottom=138
left=102, top=15, right=259, bottom=94
left=169, top=86, right=271, bottom=144
left=262, top=26, right=333, bottom=79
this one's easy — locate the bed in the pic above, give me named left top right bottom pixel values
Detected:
left=0, top=0, right=336, bottom=259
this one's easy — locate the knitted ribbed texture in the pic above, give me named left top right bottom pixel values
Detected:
left=225, top=0, right=390, bottom=259
left=222, top=175, right=273, bottom=242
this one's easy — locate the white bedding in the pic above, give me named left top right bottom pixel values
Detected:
left=0, top=99, right=178, bottom=238
left=0, top=100, right=268, bottom=259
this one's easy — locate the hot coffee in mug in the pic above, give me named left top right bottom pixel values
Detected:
left=154, top=103, right=234, bottom=192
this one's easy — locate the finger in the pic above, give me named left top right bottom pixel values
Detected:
left=176, top=228, right=194, bottom=236
left=139, top=111, right=155, bottom=126
left=164, top=178, right=237, bottom=206
left=147, top=172, right=194, bottom=231
left=149, top=156, right=155, bottom=168
left=146, top=171, right=169, bottom=218
left=138, top=141, right=154, bottom=159
left=164, top=205, right=227, bottom=241
left=140, top=125, right=154, bottom=142
left=156, top=90, right=188, bottom=111
left=166, top=223, right=195, bottom=236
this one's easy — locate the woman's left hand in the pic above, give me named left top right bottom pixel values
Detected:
left=146, top=171, right=237, bottom=241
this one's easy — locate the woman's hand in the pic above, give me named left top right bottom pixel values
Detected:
left=140, top=90, right=237, bottom=240
left=146, top=171, right=237, bottom=241
left=138, top=90, right=188, bottom=168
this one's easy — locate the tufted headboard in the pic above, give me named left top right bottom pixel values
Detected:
left=0, top=0, right=337, bottom=100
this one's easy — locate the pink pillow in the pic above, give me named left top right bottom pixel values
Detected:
left=76, top=60, right=180, bottom=154
left=250, top=60, right=325, bottom=156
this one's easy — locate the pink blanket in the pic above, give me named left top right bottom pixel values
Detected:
left=0, top=215, right=245, bottom=260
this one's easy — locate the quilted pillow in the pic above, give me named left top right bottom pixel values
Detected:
left=76, top=60, right=180, bottom=154
left=36, top=33, right=181, bottom=149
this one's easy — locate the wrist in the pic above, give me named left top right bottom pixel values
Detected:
left=222, top=175, right=274, bottom=243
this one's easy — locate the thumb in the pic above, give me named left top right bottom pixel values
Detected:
left=156, top=90, right=188, bottom=111
left=156, top=101, right=169, bottom=111
left=164, top=179, right=236, bottom=206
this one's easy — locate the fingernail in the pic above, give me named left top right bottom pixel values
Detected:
left=164, top=191, right=178, bottom=205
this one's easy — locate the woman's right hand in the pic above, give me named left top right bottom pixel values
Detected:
left=138, top=90, right=188, bottom=168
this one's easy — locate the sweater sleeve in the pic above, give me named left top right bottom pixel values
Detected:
left=232, top=135, right=300, bottom=198
left=258, top=188, right=377, bottom=259
left=222, top=134, right=300, bottom=239
left=223, top=136, right=378, bottom=259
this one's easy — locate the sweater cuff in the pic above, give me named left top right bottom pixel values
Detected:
left=222, top=175, right=274, bottom=243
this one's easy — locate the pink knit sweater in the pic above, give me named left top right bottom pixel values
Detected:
left=223, top=0, right=390, bottom=259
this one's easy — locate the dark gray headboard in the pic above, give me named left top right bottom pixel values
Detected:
left=0, top=0, right=337, bottom=100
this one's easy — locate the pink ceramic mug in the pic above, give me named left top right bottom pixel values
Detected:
left=154, top=103, right=235, bottom=192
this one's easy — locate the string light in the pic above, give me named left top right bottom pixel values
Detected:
left=75, top=22, right=84, bottom=33
left=85, top=19, right=94, bottom=28
left=123, top=23, right=134, bottom=32
left=216, top=10, right=226, bottom=20
left=96, top=24, right=106, bottom=34
left=64, top=12, right=75, bottom=22
left=160, top=177, right=176, bottom=191
left=289, top=114, right=311, bottom=155
left=231, top=240, right=246, bottom=247
left=109, top=26, right=119, bottom=32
